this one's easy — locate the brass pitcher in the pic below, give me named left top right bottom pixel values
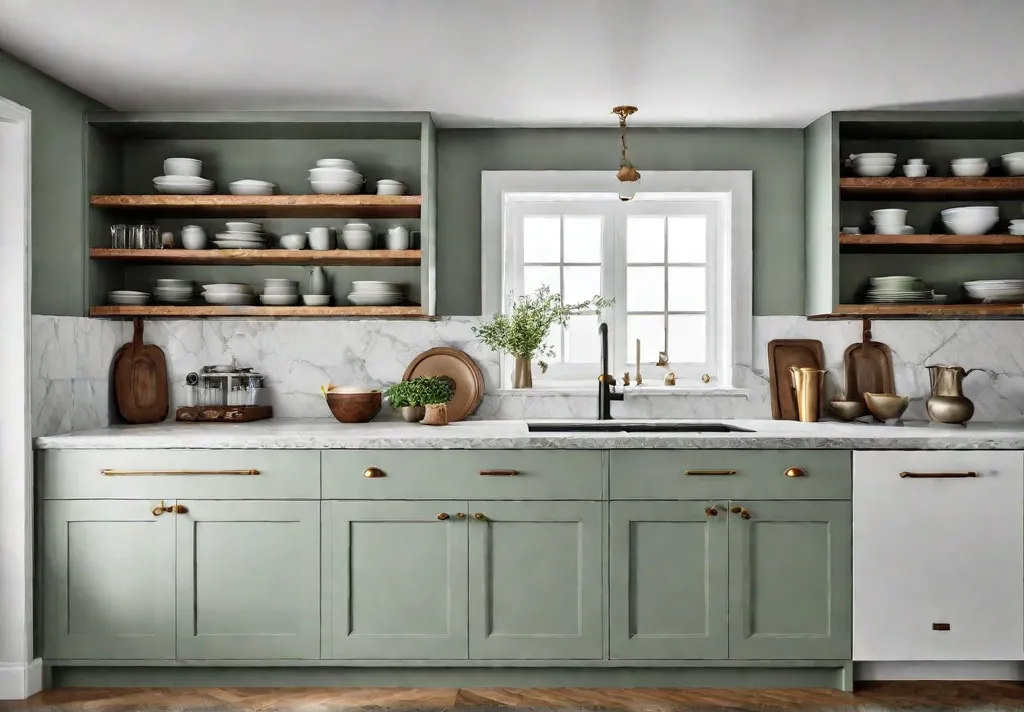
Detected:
left=926, top=364, right=980, bottom=425
left=789, top=366, right=826, bottom=423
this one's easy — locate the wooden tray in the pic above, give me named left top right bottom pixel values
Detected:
left=175, top=405, right=273, bottom=422
left=403, top=347, right=484, bottom=422
left=113, top=319, right=169, bottom=424
left=767, top=339, right=825, bottom=420
left=843, top=341, right=895, bottom=403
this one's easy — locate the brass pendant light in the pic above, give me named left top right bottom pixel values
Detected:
left=612, top=105, right=640, bottom=201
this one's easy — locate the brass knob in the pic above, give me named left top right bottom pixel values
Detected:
left=704, top=506, right=718, bottom=517
left=363, top=467, right=385, bottom=478
left=437, top=512, right=449, bottom=520
left=473, top=513, right=487, bottom=521
left=730, top=506, right=741, bottom=514
left=456, top=512, right=466, bottom=519
left=730, top=506, right=751, bottom=519
left=151, top=501, right=171, bottom=517
left=701, top=373, right=711, bottom=384
left=785, top=467, right=807, bottom=478
left=173, top=504, right=189, bottom=514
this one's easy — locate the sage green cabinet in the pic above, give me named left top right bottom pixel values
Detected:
left=176, top=501, right=320, bottom=660
left=43, top=500, right=176, bottom=660
left=729, top=500, right=851, bottom=660
left=468, top=501, right=603, bottom=660
left=321, top=501, right=469, bottom=660
left=609, top=502, right=728, bottom=659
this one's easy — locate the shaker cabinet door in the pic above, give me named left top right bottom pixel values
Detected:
left=322, top=500, right=469, bottom=660
left=43, top=500, right=176, bottom=660
left=609, top=501, right=728, bottom=659
left=468, top=501, right=603, bottom=660
left=729, top=500, right=852, bottom=660
left=175, top=500, right=321, bottom=660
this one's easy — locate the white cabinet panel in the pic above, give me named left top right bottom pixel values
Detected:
left=854, top=451, right=1024, bottom=661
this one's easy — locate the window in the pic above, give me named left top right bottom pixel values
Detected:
left=482, top=172, right=752, bottom=390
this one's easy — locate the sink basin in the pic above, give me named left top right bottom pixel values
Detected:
left=527, top=422, right=754, bottom=434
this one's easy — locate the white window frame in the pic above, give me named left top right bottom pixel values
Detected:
left=481, top=171, right=752, bottom=392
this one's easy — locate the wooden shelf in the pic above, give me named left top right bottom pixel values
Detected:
left=89, top=305, right=430, bottom=319
left=839, top=234, right=1024, bottom=253
left=89, top=248, right=421, bottom=266
left=840, top=177, right=1024, bottom=199
left=810, top=304, right=1024, bottom=320
left=89, top=194, right=422, bottom=218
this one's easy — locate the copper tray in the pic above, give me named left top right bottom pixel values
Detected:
left=176, top=405, right=273, bottom=422
left=767, top=339, right=825, bottom=420
left=402, top=347, right=484, bottom=422
left=843, top=341, right=895, bottom=404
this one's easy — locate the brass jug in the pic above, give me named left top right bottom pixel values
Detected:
left=926, top=364, right=979, bottom=425
left=789, top=366, right=827, bottom=423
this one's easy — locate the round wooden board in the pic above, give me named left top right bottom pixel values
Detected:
left=402, top=347, right=484, bottom=422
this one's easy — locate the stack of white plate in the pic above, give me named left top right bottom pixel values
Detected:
left=1010, top=219, right=1024, bottom=236
left=847, top=153, right=896, bottom=177
left=202, top=283, right=254, bottom=306
left=964, top=279, right=1024, bottom=303
left=153, top=278, right=194, bottom=304
left=108, top=290, right=150, bottom=306
left=865, top=276, right=936, bottom=304
left=348, top=281, right=403, bottom=306
left=260, top=278, right=299, bottom=306
left=309, top=159, right=363, bottom=195
left=214, top=221, right=266, bottom=249
left=153, top=157, right=214, bottom=195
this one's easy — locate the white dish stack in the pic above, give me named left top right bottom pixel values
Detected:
left=202, top=283, right=254, bottom=306
left=964, top=280, right=1024, bottom=303
left=348, top=281, right=403, bottom=306
left=154, top=158, right=214, bottom=195
left=108, top=290, right=150, bottom=306
left=865, top=276, right=937, bottom=304
left=1003, top=152, right=1024, bottom=176
left=951, top=157, right=988, bottom=177
left=848, top=153, right=896, bottom=177
left=260, top=279, right=299, bottom=306
left=1010, top=219, right=1024, bottom=236
left=214, top=222, right=266, bottom=249
left=870, top=209, right=913, bottom=235
left=309, top=159, right=363, bottom=194
left=153, top=279, right=195, bottom=304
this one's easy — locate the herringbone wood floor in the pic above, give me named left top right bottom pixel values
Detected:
left=2, top=682, right=1024, bottom=710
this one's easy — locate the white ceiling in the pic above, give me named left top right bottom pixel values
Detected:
left=2, top=0, right=1024, bottom=128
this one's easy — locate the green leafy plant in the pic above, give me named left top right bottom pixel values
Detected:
left=472, top=286, right=614, bottom=372
left=383, top=376, right=456, bottom=407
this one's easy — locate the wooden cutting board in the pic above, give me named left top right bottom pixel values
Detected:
left=402, top=347, right=484, bottom=422
left=767, top=339, right=825, bottom=420
left=844, top=341, right=895, bottom=404
left=113, top=319, right=169, bottom=424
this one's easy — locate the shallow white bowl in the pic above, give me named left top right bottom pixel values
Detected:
left=854, top=164, right=895, bottom=177
left=850, top=152, right=896, bottom=162
left=229, top=180, right=275, bottom=196
left=109, top=291, right=150, bottom=306
left=153, top=178, right=214, bottom=195
left=343, top=233, right=374, bottom=250
left=302, top=294, right=331, bottom=306
left=315, top=159, right=357, bottom=171
left=951, top=163, right=988, bottom=177
left=279, top=233, right=307, bottom=250
left=202, top=292, right=254, bottom=306
left=941, top=206, right=999, bottom=235
left=163, top=158, right=202, bottom=177
left=310, top=180, right=362, bottom=195
left=260, top=294, right=299, bottom=306
left=225, top=222, right=261, bottom=233
left=203, top=283, right=252, bottom=294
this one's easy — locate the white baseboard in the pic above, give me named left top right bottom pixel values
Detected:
left=0, top=659, right=43, bottom=700
left=856, top=661, right=1024, bottom=681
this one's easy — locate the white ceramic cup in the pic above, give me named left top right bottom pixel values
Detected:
left=181, top=225, right=207, bottom=250
left=308, top=226, right=332, bottom=251
left=386, top=226, right=410, bottom=250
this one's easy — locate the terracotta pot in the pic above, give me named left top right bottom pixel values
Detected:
left=513, top=356, right=533, bottom=389
left=325, top=391, right=381, bottom=423
left=421, top=403, right=449, bottom=426
left=400, top=405, right=425, bottom=423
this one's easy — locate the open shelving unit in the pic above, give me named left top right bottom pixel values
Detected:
left=805, top=110, right=1024, bottom=319
left=85, top=111, right=437, bottom=320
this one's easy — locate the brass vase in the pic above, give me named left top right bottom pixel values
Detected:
left=513, top=356, right=533, bottom=389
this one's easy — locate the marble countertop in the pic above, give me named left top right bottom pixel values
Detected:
left=32, top=418, right=1024, bottom=450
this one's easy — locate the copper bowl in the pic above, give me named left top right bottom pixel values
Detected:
left=864, top=392, right=909, bottom=421
left=830, top=399, right=868, bottom=421
left=325, top=390, right=382, bottom=423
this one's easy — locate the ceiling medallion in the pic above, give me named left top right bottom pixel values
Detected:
left=612, top=105, right=640, bottom=201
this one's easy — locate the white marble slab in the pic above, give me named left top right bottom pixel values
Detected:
left=33, top=417, right=1024, bottom=450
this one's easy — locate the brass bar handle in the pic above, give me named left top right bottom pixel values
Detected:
left=151, top=501, right=172, bottom=517
left=437, top=512, right=450, bottom=521
left=104, top=469, right=260, bottom=477
left=173, top=504, right=189, bottom=515
left=363, top=467, right=386, bottom=478
left=784, top=467, right=807, bottom=478
left=899, top=471, right=978, bottom=479
left=480, top=469, right=518, bottom=477
left=473, top=513, right=488, bottom=521
left=685, top=469, right=737, bottom=476
left=730, top=506, right=751, bottom=519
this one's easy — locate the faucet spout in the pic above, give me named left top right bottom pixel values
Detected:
left=597, top=322, right=624, bottom=420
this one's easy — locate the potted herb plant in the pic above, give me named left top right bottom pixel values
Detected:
left=472, top=286, right=614, bottom=388
left=383, top=376, right=456, bottom=425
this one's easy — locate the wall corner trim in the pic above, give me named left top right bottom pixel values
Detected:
left=0, top=659, right=44, bottom=699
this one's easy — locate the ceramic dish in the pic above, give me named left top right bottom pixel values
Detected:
left=302, top=294, right=331, bottom=306
left=310, top=179, right=361, bottom=195
left=225, top=222, right=261, bottom=233
left=260, top=294, right=299, bottom=306
left=229, top=180, right=275, bottom=196
left=163, top=158, right=202, bottom=177
left=279, top=233, right=307, bottom=250
left=316, top=159, right=358, bottom=170
left=153, top=177, right=214, bottom=195
left=348, top=293, right=403, bottom=306
left=109, top=290, right=151, bottom=306
left=203, top=283, right=252, bottom=294
left=864, top=393, right=910, bottom=422
left=202, top=291, right=255, bottom=306
left=343, top=233, right=374, bottom=250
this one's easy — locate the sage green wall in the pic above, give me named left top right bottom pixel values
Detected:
left=436, top=128, right=805, bottom=316
left=0, top=51, right=105, bottom=316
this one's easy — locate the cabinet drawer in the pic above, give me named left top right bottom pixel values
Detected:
left=39, top=450, right=320, bottom=500
left=322, top=450, right=602, bottom=499
left=610, top=450, right=850, bottom=500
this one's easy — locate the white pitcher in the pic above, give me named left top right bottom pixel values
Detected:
left=386, top=226, right=410, bottom=251
left=308, top=266, right=329, bottom=295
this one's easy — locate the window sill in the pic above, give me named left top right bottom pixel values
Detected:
left=490, top=386, right=752, bottom=398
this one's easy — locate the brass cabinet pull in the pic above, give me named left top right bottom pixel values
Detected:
left=363, top=467, right=386, bottom=478
left=473, top=513, right=488, bottom=521
left=151, top=501, right=172, bottom=517
left=456, top=512, right=466, bottom=519
left=480, top=469, right=518, bottom=477
left=685, top=469, right=736, bottom=476
left=784, top=467, right=807, bottom=478
left=436, top=512, right=450, bottom=520
left=730, top=506, right=751, bottom=519
left=900, top=471, right=978, bottom=479
left=104, top=469, right=259, bottom=476
left=704, top=506, right=718, bottom=518
left=173, top=504, right=189, bottom=514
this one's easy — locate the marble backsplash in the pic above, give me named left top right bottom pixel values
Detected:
left=31, top=314, right=1024, bottom=437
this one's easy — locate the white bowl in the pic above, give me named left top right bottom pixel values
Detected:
left=850, top=153, right=896, bottom=162
left=229, top=180, right=275, bottom=196
left=152, top=177, right=214, bottom=195
left=202, top=292, right=254, bottom=306
left=108, top=291, right=150, bottom=306
left=308, top=167, right=362, bottom=182
left=377, top=183, right=407, bottom=195
left=951, top=162, right=988, bottom=177
left=260, top=294, right=299, bottom=306
left=181, top=233, right=207, bottom=250
left=225, top=222, right=261, bottom=233
left=310, top=180, right=362, bottom=195
left=315, top=159, right=357, bottom=171
left=941, top=206, right=999, bottom=235
left=854, top=164, right=895, bottom=177
left=279, top=233, right=307, bottom=250
left=871, top=209, right=907, bottom=223
left=1003, top=157, right=1024, bottom=176
left=163, top=158, right=202, bottom=177
left=302, top=294, right=331, bottom=306
left=343, top=233, right=374, bottom=250
left=345, top=222, right=372, bottom=231
left=263, top=285, right=299, bottom=296
left=903, top=164, right=928, bottom=177
left=202, top=283, right=252, bottom=294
